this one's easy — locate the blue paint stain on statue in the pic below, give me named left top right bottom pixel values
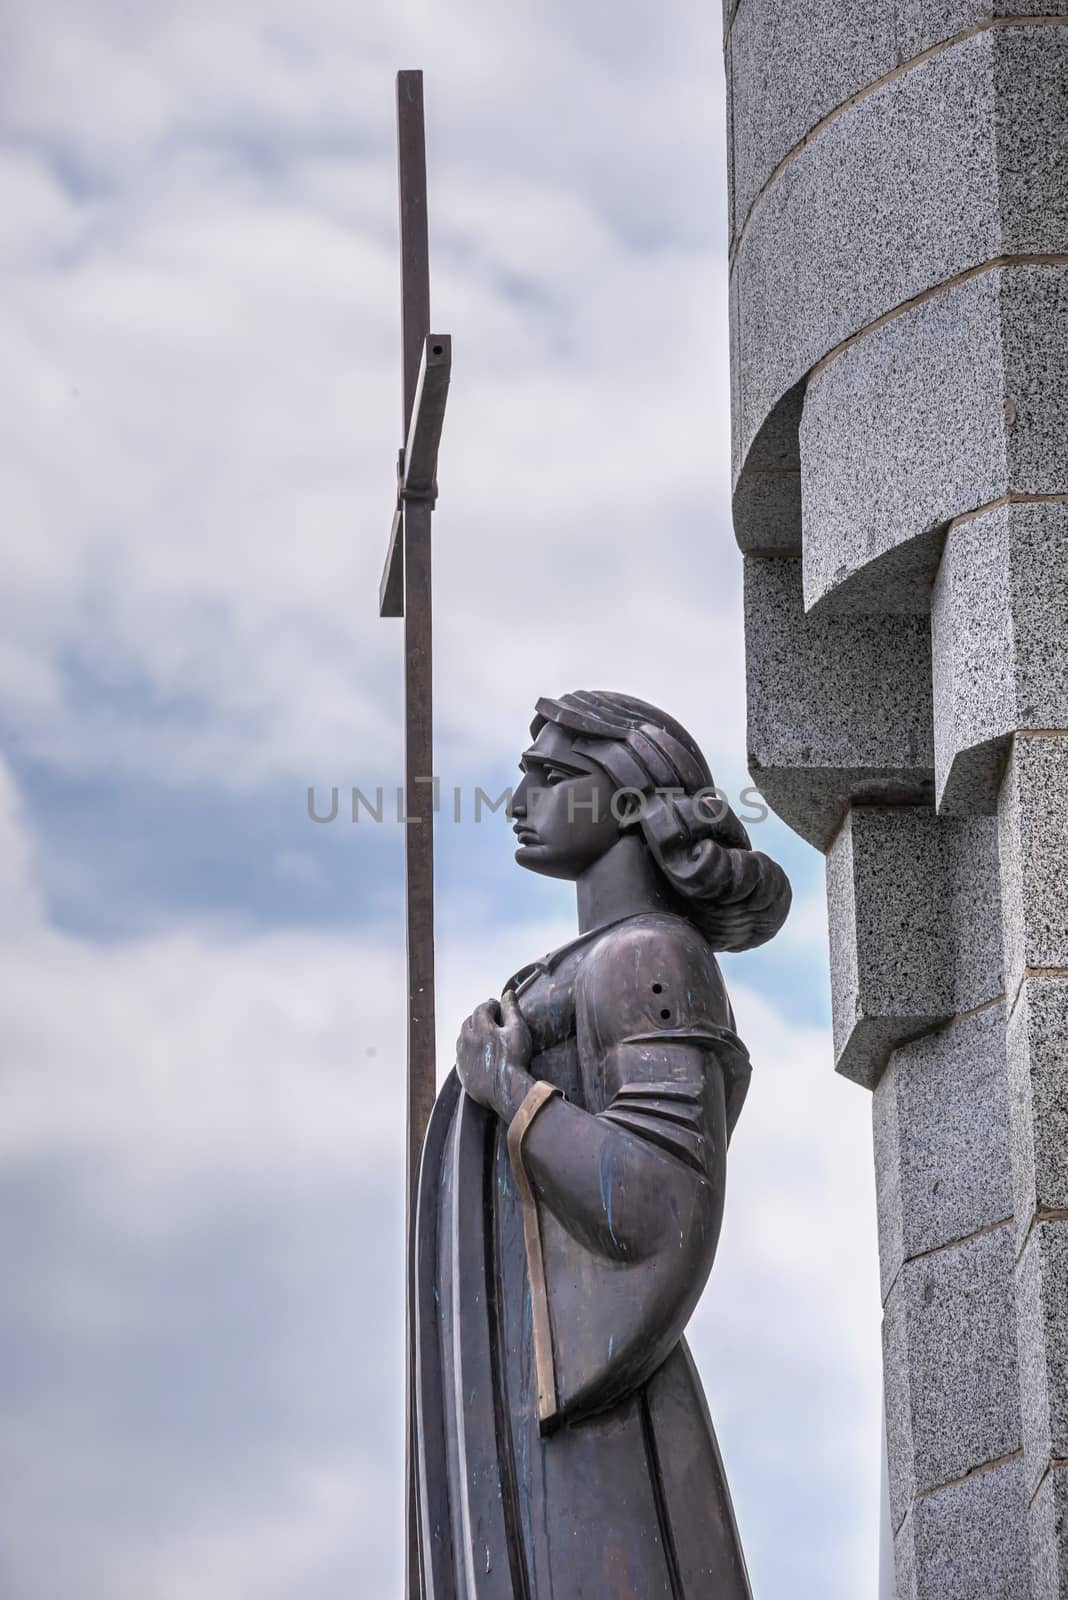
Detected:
left=413, top=692, right=792, bottom=1597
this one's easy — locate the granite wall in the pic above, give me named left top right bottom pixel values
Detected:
left=724, top=7, right=1068, bottom=1594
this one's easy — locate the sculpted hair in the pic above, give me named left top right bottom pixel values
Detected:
left=530, top=690, right=791, bottom=953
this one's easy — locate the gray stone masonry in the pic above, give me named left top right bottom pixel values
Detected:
left=883, top=1224, right=1021, bottom=1529
left=726, top=5, right=1068, bottom=1591
left=825, top=807, right=1002, bottom=1084
left=933, top=503, right=1068, bottom=816
left=874, top=1004, right=1012, bottom=1300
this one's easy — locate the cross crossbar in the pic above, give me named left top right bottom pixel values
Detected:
left=379, top=333, right=452, bottom=617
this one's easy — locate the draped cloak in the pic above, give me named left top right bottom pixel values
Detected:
left=414, top=910, right=755, bottom=1600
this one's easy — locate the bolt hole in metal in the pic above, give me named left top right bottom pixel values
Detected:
left=660, top=1009, right=671, bottom=1021
left=651, top=983, right=663, bottom=994
left=432, top=343, right=444, bottom=355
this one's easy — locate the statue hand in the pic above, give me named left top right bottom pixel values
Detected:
left=455, top=991, right=534, bottom=1121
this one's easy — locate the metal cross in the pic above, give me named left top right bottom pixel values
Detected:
left=378, top=69, right=450, bottom=1600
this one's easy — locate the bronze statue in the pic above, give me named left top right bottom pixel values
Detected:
left=414, top=690, right=792, bottom=1598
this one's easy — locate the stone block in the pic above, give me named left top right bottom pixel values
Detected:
left=733, top=31, right=1000, bottom=471
left=932, top=505, right=1013, bottom=816
left=725, top=29, right=736, bottom=245
left=995, top=27, right=1068, bottom=260
left=874, top=1005, right=1012, bottom=1298
left=1007, top=979, right=1068, bottom=1254
left=894, top=1504, right=919, bottom=1600
left=1001, top=269, right=1068, bottom=491
left=732, top=382, right=803, bottom=549
left=728, top=264, right=742, bottom=471
left=732, top=26, right=1068, bottom=478
left=729, top=0, right=894, bottom=234
left=884, top=1225, right=1021, bottom=1525
left=1006, top=504, right=1068, bottom=730
left=731, top=468, right=801, bottom=553
left=998, top=736, right=1068, bottom=999
left=933, top=501, right=1068, bottom=815
left=1030, top=1464, right=1068, bottom=1600
left=827, top=809, right=1002, bottom=1086
left=874, top=1056, right=906, bottom=1303
left=884, top=1269, right=918, bottom=1534
left=893, top=3, right=989, bottom=60
left=895, top=1453, right=1031, bottom=1600
left=800, top=265, right=1068, bottom=618
left=895, top=3, right=1068, bottom=62
left=744, top=556, right=933, bottom=851
left=1018, top=1221, right=1068, bottom=1498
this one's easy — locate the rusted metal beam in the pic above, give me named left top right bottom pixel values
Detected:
left=379, top=333, right=452, bottom=619
left=383, top=68, right=446, bottom=1600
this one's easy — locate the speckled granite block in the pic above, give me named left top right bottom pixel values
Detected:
left=998, top=737, right=1068, bottom=998
left=725, top=30, right=736, bottom=245
left=933, top=505, right=1016, bottom=815
left=731, top=372, right=801, bottom=492
left=800, top=267, right=1006, bottom=614
left=732, top=384, right=804, bottom=549
left=894, top=1507, right=920, bottom=1600
left=1018, top=1222, right=1068, bottom=1497
left=729, top=0, right=894, bottom=231
left=1008, top=979, right=1068, bottom=1254
left=731, top=468, right=801, bottom=553
left=894, top=3, right=989, bottom=60
left=885, top=1279, right=919, bottom=1533
left=875, top=1005, right=1012, bottom=1299
left=1001, top=268, right=1068, bottom=491
left=1009, top=505, right=1068, bottom=731
left=733, top=26, right=1068, bottom=479
left=744, top=556, right=933, bottom=850
left=827, top=809, right=1002, bottom=1086
left=874, top=1058, right=906, bottom=1302
left=934, top=501, right=1068, bottom=815
left=896, top=3, right=1068, bottom=62
left=895, top=1454, right=1031, bottom=1600
left=734, top=31, right=1001, bottom=470
left=884, top=1225, right=1021, bottom=1526
left=945, top=814, right=1006, bottom=1006
left=996, top=27, right=1068, bottom=260
left=801, top=266, right=1068, bottom=619
left=729, top=265, right=742, bottom=475
left=1030, top=1464, right=1068, bottom=1600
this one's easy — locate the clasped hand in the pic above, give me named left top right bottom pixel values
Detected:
left=455, top=991, right=534, bottom=1123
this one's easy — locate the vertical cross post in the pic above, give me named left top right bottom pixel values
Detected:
left=379, top=68, right=450, bottom=1600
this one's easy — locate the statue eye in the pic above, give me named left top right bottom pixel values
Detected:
left=545, top=767, right=571, bottom=785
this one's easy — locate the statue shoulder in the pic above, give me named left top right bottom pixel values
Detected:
left=577, top=912, right=731, bottom=1042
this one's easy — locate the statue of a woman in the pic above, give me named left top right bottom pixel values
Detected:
left=414, top=690, right=791, bottom=1598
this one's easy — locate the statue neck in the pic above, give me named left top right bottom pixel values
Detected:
left=575, top=832, right=671, bottom=936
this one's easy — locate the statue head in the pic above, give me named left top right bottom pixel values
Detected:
left=510, top=689, right=790, bottom=952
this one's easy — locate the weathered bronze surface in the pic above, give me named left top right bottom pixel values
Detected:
left=414, top=691, right=792, bottom=1598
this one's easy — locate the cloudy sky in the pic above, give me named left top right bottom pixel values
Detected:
left=1, top=2, right=883, bottom=1594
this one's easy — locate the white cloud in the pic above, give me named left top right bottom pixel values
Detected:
left=1, top=0, right=739, bottom=794
left=1, top=4, right=883, bottom=1594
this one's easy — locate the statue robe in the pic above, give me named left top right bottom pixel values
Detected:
left=414, top=910, right=754, bottom=1599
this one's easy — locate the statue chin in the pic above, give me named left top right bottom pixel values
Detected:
left=513, top=843, right=581, bottom=881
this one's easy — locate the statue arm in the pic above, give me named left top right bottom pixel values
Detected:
left=516, top=1042, right=727, bottom=1265
left=508, top=918, right=750, bottom=1425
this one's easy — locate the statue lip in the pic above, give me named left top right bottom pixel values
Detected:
left=513, top=824, right=540, bottom=845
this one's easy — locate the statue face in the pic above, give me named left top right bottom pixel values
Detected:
left=511, top=722, right=621, bottom=880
